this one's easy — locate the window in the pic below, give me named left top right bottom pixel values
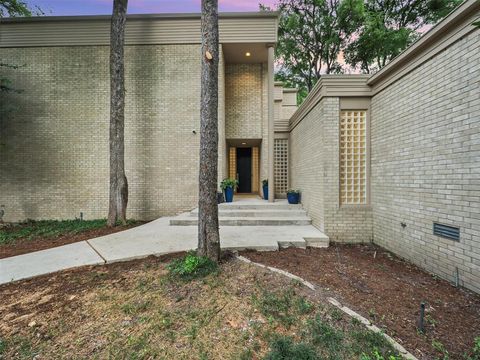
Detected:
left=340, top=110, right=367, bottom=205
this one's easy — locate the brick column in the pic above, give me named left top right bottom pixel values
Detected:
left=267, top=45, right=275, bottom=202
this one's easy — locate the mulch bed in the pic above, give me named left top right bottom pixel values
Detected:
left=241, top=244, right=480, bottom=360
left=0, top=222, right=144, bottom=259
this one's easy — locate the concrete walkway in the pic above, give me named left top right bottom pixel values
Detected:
left=0, top=199, right=328, bottom=285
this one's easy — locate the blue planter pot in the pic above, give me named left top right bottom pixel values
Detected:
left=263, top=185, right=268, bottom=200
left=224, top=187, right=234, bottom=203
left=287, top=192, right=300, bottom=204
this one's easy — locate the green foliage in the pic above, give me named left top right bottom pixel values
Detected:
left=0, top=0, right=37, bottom=17
left=220, top=178, right=239, bottom=191
left=465, top=337, right=480, bottom=360
left=264, top=336, right=319, bottom=360
left=0, top=219, right=129, bottom=245
left=262, top=0, right=363, bottom=100
left=167, top=252, right=218, bottom=281
left=432, top=339, right=450, bottom=360
left=360, top=349, right=401, bottom=360
left=351, top=330, right=399, bottom=359
left=264, top=0, right=460, bottom=99
left=286, top=189, right=300, bottom=195
left=307, top=315, right=343, bottom=353
left=344, top=0, right=462, bottom=73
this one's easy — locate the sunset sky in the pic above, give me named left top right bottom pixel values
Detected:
left=25, top=0, right=277, bottom=15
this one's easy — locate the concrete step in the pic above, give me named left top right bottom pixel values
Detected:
left=170, top=216, right=312, bottom=226
left=189, top=209, right=307, bottom=218
left=278, top=232, right=330, bottom=249
left=218, top=203, right=302, bottom=210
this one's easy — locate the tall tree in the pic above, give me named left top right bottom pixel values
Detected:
left=197, top=0, right=220, bottom=261
left=107, top=0, right=128, bottom=227
left=0, top=0, right=32, bottom=17
left=262, top=0, right=363, bottom=101
left=344, top=0, right=462, bottom=73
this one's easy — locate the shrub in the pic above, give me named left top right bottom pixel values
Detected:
left=220, top=178, right=239, bottom=190
left=167, top=252, right=218, bottom=281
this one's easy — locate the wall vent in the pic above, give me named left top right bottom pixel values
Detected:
left=433, top=223, right=460, bottom=241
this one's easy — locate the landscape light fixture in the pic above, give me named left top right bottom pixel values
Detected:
left=245, top=52, right=251, bottom=57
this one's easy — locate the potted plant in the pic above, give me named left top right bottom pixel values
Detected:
left=287, top=189, right=300, bottom=204
left=262, top=179, right=268, bottom=200
left=220, top=178, right=239, bottom=203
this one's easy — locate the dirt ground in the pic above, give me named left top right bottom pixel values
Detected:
left=0, top=222, right=143, bottom=259
left=0, top=253, right=402, bottom=359
left=242, top=245, right=480, bottom=360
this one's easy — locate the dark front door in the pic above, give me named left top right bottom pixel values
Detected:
left=236, top=147, right=252, bottom=193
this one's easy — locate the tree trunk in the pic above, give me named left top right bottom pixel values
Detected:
left=107, top=0, right=128, bottom=227
left=197, top=0, right=220, bottom=261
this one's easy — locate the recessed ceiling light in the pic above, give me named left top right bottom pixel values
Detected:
left=245, top=52, right=251, bottom=57
left=241, top=142, right=247, bottom=145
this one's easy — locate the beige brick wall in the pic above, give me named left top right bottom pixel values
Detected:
left=224, top=62, right=268, bottom=190
left=371, top=29, right=480, bottom=293
left=0, top=44, right=230, bottom=221
left=225, top=64, right=263, bottom=139
left=290, top=97, right=373, bottom=241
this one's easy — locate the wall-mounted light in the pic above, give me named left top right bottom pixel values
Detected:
left=241, top=142, right=247, bottom=145
left=245, top=52, right=251, bottom=57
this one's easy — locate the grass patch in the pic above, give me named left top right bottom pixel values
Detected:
left=264, top=336, right=319, bottom=360
left=253, top=287, right=313, bottom=327
left=255, top=287, right=401, bottom=360
left=0, top=219, right=138, bottom=245
left=0, top=258, right=404, bottom=360
left=167, top=252, right=218, bottom=281
left=307, top=315, right=344, bottom=353
left=0, top=336, right=36, bottom=359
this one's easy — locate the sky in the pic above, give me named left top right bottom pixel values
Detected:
left=25, top=0, right=277, bottom=15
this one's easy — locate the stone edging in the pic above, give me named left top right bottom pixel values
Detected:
left=236, top=255, right=419, bottom=360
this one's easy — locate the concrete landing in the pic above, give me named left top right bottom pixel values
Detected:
left=0, top=199, right=329, bottom=285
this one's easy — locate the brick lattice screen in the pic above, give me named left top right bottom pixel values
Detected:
left=274, top=139, right=288, bottom=195
left=340, top=110, right=367, bottom=205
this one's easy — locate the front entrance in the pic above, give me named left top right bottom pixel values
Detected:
left=236, top=147, right=252, bottom=193
left=228, top=144, right=259, bottom=194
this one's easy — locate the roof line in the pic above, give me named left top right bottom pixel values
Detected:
left=288, top=75, right=371, bottom=132
left=0, top=11, right=280, bottom=23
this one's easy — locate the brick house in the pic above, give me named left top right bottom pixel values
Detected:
left=0, top=0, right=479, bottom=292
